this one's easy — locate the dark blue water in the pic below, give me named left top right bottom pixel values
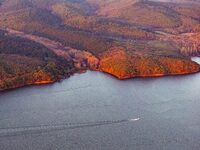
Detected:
left=0, top=58, right=200, bottom=150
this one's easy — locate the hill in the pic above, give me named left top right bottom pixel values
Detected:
left=0, top=0, right=199, bottom=91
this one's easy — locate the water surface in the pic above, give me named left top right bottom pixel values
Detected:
left=0, top=59, right=200, bottom=150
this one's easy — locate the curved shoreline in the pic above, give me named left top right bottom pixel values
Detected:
left=1, top=68, right=200, bottom=92
left=1, top=28, right=200, bottom=92
left=99, top=57, right=200, bottom=79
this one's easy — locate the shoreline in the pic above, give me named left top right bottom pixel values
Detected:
left=1, top=68, right=200, bottom=93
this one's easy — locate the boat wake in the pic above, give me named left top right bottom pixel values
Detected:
left=128, top=118, right=140, bottom=122
left=0, top=118, right=140, bottom=137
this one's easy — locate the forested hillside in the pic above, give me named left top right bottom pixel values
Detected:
left=0, top=0, right=199, bottom=91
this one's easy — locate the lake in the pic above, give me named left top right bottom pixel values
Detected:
left=0, top=58, right=200, bottom=150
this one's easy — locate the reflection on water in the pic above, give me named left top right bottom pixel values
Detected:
left=0, top=63, right=200, bottom=150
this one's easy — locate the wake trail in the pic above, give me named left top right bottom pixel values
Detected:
left=0, top=118, right=140, bottom=137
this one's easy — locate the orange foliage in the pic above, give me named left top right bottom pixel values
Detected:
left=99, top=48, right=200, bottom=79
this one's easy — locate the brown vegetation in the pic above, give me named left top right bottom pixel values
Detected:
left=99, top=47, right=200, bottom=79
left=0, top=0, right=200, bottom=91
